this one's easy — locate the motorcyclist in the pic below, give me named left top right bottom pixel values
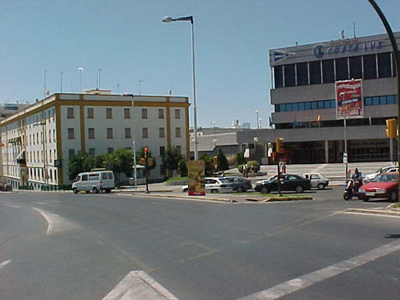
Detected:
left=351, top=168, right=363, bottom=192
left=352, top=168, right=362, bottom=180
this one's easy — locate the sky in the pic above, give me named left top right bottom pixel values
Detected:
left=1, top=0, right=399, bottom=129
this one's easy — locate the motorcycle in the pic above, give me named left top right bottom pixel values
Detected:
left=343, top=178, right=363, bottom=200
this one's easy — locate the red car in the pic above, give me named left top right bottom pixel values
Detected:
left=358, top=172, right=398, bottom=202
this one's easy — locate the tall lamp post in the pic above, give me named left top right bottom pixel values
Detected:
left=255, top=110, right=259, bottom=129
left=78, top=67, right=84, bottom=92
left=340, top=92, right=349, bottom=183
left=163, top=15, right=199, bottom=160
left=367, top=0, right=400, bottom=197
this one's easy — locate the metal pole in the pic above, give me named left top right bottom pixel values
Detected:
left=344, top=115, right=348, bottom=183
left=190, top=18, right=199, bottom=160
left=131, top=96, right=137, bottom=189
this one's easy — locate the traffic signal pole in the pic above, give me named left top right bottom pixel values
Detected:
left=144, top=147, right=149, bottom=193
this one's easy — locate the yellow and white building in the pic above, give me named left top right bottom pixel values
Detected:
left=0, top=90, right=190, bottom=189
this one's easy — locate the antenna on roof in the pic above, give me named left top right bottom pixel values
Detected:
left=353, top=22, right=356, bottom=38
left=339, top=30, right=345, bottom=39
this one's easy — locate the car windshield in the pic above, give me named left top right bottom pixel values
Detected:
left=372, top=173, right=398, bottom=182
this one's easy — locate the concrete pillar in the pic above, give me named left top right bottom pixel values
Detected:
left=325, top=140, right=329, bottom=163
left=239, top=143, right=243, bottom=153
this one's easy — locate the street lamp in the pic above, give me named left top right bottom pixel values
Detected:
left=163, top=15, right=199, bottom=160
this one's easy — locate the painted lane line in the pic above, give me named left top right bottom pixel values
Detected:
left=103, top=271, right=179, bottom=300
left=32, top=207, right=80, bottom=235
left=238, top=239, right=400, bottom=300
left=309, top=163, right=328, bottom=174
left=0, top=260, right=11, bottom=270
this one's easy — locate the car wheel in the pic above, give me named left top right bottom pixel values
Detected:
left=237, top=186, right=244, bottom=193
left=295, top=186, right=304, bottom=193
left=211, top=189, right=218, bottom=193
left=105, top=189, right=111, bottom=193
left=390, top=191, right=398, bottom=202
left=363, top=198, right=369, bottom=202
left=260, top=186, right=269, bottom=194
left=73, top=188, right=78, bottom=194
left=317, top=183, right=325, bottom=190
left=93, top=187, right=99, bottom=194
left=183, top=188, right=188, bottom=193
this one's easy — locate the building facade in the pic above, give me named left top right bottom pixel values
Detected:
left=269, top=32, right=400, bottom=163
left=0, top=91, right=189, bottom=189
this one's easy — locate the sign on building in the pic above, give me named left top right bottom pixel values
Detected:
left=335, top=79, right=363, bottom=119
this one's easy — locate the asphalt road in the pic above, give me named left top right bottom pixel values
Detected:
left=1, top=188, right=400, bottom=300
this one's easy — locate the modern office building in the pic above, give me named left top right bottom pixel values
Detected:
left=0, top=90, right=189, bottom=189
left=268, top=31, right=400, bottom=163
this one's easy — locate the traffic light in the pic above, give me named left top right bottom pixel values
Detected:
left=386, top=119, right=397, bottom=139
left=144, top=147, right=149, bottom=157
left=275, top=137, right=284, bottom=153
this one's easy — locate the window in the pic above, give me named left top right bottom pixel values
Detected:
left=106, top=108, right=112, bottom=119
left=363, top=54, right=377, bottom=79
left=274, top=66, right=283, bottom=88
left=142, top=108, right=148, bottom=119
left=160, top=146, right=165, bottom=156
left=87, top=107, right=94, bottom=119
left=68, top=128, right=74, bottom=139
left=82, top=174, right=88, bottom=181
left=292, top=103, right=298, bottom=111
left=378, top=53, right=391, bottom=78
left=387, top=95, right=395, bottom=104
left=284, top=64, right=295, bottom=87
left=175, top=127, right=181, bottom=138
left=365, top=97, right=372, bottom=106
left=68, top=149, right=75, bottom=159
left=335, top=58, right=348, bottom=81
left=285, top=103, right=292, bottom=111
left=88, top=128, right=95, bottom=139
left=67, top=107, right=74, bottom=119
left=159, top=127, right=165, bottom=138
left=125, top=128, right=131, bottom=138
left=311, top=102, right=318, bottom=110
left=373, top=96, right=380, bottom=105
left=176, top=145, right=182, bottom=154
left=142, top=127, right=148, bottom=138
left=298, top=103, right=305, bottom=111
left=309, top=61, right=321, bottom=85
left=296, top=63, right=308, bottom=86
left=107, top=128, right=113, bottom=139
left=380, top=96, right=387, bottom=105
left=89, top=148, right=95, bottom=156
left=304, top=102, right=311, bottom=110
left=174, top=109, right=181, bottom=119
left=107, top=147, right=113, bottom=154
left=317, top=101, right=324, bottom=109
left=349, top=56, right=362, bottom=79
left=322, top=59, right=334, bottom=83
left=158, top=109, right=164, bottom=119
left=124, top=108, right=130, bottom=119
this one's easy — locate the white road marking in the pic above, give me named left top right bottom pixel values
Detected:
left=32, top=208, right=80, bottom=235
left=103, top=271, right=179, bottom=300
left=238, top=239, right=400, bottom=300
left=309, top=163, right=328, bottom=174
left=0, top=260, right=11, bottom=270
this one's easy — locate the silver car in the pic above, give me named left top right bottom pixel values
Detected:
left=182, top=177, right=233, bottom=193
left=303, top=173, right=329, bottom=190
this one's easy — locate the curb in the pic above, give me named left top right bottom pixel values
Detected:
left=127, top=192, right=236, bottom=203
left=345, top=208, right=400, bottom=217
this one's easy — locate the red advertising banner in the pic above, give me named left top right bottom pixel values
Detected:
left=335, top=79, right=363, bottom=119
left=187, top=160, right=205, bottom=196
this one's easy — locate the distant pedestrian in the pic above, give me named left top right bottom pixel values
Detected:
left=243, top=164, right=248, bottom=178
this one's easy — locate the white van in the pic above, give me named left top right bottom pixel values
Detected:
left=72, top=170, right=115, bottom=194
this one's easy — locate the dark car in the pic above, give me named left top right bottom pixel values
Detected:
left=254, top=174, right=311, bottom=194
left=358, top=172, right=398, bottom=202
left=222, top=176, right=252, bottom=192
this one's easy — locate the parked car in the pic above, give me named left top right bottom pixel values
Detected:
left=222, top=176, right=252, bottom=192
left=182, top=177, right=233, bottom=193
left=72, top=170, right=115, bottom=194
left=303, top=173, right=329, bottom=190
left=364, top=166, right=398, bottom=182
left=358, top=172, right=398, bottom=202
left=254, top=174, right=311, bottom=194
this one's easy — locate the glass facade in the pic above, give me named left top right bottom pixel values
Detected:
left=273, top=52, right=394, bottom=88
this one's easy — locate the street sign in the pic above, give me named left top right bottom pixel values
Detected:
left=54, top=159, right=62, bottom=167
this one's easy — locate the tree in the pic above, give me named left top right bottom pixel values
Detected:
left=199, top=154, right=213, bottom=175
left=217, top=147, right=229, bottom=171
left=162, top=147, right=183, bottom=177
left=178, top=159, right=188, bottom=177
left=236, top=152, right=245, bottom=166
left=68, top=151, right=96, bottom=180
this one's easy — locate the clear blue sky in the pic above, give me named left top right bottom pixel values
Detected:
left=1, top=0, right=399, bottom=128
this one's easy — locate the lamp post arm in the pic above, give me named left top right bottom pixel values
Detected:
left=368, top=0, right=400, bottom=199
